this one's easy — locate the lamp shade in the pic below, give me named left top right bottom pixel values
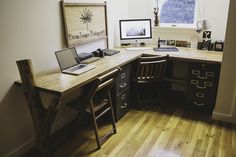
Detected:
left=196, top=19, right=211, bottom=33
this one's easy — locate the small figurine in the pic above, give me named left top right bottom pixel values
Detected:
left=154, top=8, right=159, bottom=26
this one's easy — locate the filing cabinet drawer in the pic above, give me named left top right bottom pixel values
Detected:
left=189, top=62, right=220, bottom=81
left=116, top=64, right=130, bottom=93
left=186, top=97, right=214, bottom=113
left=114, top=88, right=129, bottom=121
left=189, top=79, right=217, bottom=92
left=186, top=61, right=220, bottom=113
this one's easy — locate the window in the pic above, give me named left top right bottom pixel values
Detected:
left=156, top=0, right=197, bottom=27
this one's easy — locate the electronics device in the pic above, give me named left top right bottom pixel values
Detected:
left=119, top=19, right=152, bottom=47
left=77, top=52, right=93, bottom=61
left=126, top=47, right=153, bottom=51
left=103, top=49, right=120, bottom=56
left=153, top=47, right=179, bottom=52
left=55, top=47, right=96, bottom=75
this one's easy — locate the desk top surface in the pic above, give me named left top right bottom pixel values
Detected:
left=15, top=47, right=223, bottom=96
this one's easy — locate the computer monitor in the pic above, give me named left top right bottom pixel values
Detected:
left=119, top=19, right=152, bottom=46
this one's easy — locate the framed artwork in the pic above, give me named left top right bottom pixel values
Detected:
left=202, top=31, right=211, bottom=42
left=214, top=41, right=224, bottom=51
left=167, top=40, right=176, bottom=46
left=176, top=40, right=188, bottom=47
left=62, top=2, right=108, bottom=47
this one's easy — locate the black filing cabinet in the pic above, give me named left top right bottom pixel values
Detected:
left=186, top=62, right=221, bottom=113
left=112, top=64, right=130, bottom=121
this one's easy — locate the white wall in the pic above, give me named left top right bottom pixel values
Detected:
left=213, top=0, right=236, bottom=124
left=107, top=0, right=129, bottom=47
left=202, top=0, right=230, bottom=42
left=0, top=0, right=64, bottom=156
left=0, top=0, right=128, bottom=156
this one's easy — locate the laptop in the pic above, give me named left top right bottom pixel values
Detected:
left=55, top=47, right=96, bottom=75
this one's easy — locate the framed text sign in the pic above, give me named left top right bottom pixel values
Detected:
left=62, top=2, right=108, bottom=47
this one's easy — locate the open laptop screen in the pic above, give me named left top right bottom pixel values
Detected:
left=55, top=47, right=79, bottom=71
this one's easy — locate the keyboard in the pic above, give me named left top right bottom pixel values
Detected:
left=126, top=47, right=153, bottom=51
left=67, top=64, right=86, bottom=72
left=153, top=47, right=179, bottom=52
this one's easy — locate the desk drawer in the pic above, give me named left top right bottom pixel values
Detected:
left=116, top=64, right=130, bottom=93
left=114, top=88, right=129, bottom=121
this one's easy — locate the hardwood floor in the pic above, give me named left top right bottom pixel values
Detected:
left=52, top=102, right=236, bottom=157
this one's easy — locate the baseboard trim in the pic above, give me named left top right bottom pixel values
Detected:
left=4, top=138, right=35, bottom=157
left=212, top=111, right=235, bottom=124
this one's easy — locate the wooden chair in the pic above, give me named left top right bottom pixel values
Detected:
left=133, top=54, right=169, bottom=107
left=68, top=68, right=120, bottom=149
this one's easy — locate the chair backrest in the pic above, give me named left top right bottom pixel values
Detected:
left=135, top=54, right=169, bottom=83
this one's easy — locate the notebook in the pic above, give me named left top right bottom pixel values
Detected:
left=55, top=47, right=96, bottom=75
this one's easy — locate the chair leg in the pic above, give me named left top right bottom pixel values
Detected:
left=108, top=91, right=117, bottom=134
left=157, top=86, right=162, bottom=105
left=89, top=100, right=101, bottom=149
left=134, top=85, right=142, bottom=109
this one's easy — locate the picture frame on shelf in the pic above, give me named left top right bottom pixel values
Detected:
left=167, top=40, right=176, bottom=46
left=214, top=41, right=224, bottom=51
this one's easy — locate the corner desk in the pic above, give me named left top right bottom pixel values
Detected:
left=15, top=47, right=222, bottom=156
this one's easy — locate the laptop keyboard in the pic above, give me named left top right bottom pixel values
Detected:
left=67, top=64, right=86, bottom=72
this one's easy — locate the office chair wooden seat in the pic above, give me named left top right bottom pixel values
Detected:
left=68, top=68, right=120, bottom=149
left=134, top=54, right=169, bottom=107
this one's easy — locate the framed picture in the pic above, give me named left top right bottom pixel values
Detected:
left=202, top=31, right=211, bottom=42
left=214, top=41, right=224, bottom=51
left=167, top=40, right=176, bottom=46
left=176, top=40, right=188, bottom=47
left=62, top=2, right=108, bottom=47
left=159, top=40, right=166, bottom=47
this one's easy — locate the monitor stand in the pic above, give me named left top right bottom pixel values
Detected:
left=131, top=40, right=146, bottom=47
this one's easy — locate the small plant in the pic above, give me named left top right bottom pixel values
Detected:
left=80, top=8, right=93, bottom=31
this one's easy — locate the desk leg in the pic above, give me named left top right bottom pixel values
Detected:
left=33, top=95, right=62, bottom=157
left=16, top=59, right=62, bottom=156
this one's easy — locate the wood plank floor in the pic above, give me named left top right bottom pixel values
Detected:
left=52, top=103, right=236, bottom=157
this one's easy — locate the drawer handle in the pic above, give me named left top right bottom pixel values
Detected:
left=196, top=85, right=206, bottom=89
left=192, top=70, right=200, bottom=75
left=206, top=72, right=214, bottom=77
left=121, top=93, right=126, bottom=100
left=121, top=73, right=126, bottom=79
left=191, top=80, right=199, bottom=85
left=197, top=75, right=208, bottom=79
left=121, top=103, right=128, bottom=109
left=194, top=101, right=205, bottom=106
left=196, top=93, right=204, bottom=98
left=205, top=82, right=213, bottom=87
left=120, top=82, right=127, bottom=88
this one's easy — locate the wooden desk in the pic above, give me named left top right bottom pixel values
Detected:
left=16, top=48, right=222, bottom=95
left=15, top=47, right=222, bottom=156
